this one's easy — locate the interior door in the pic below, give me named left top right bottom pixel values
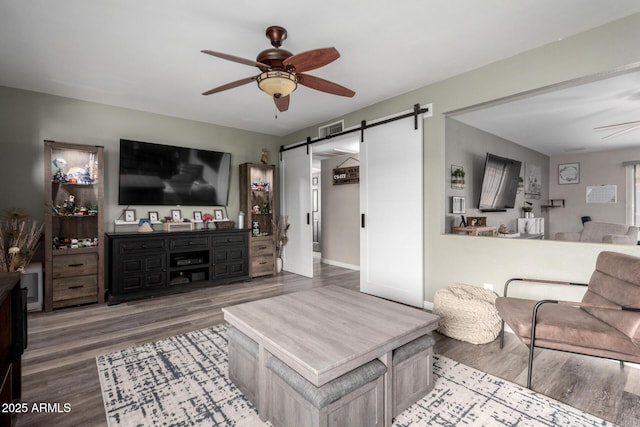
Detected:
left=280, top=146, right=313, bottom=277
left=360, top=118, right=424, bottom=307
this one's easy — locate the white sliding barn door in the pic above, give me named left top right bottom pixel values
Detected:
left=360, top=119, right=424, bottom=307
left=280, top=146, right=313, bottom=278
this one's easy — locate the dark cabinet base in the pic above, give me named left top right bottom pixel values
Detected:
left=106, top=229, right=251, bottom=304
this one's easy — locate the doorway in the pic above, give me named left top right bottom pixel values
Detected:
left=311, top=135, right=361, bottom=268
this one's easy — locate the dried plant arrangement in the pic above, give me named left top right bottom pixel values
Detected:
left=272, top=215, right=290, bottom=258
left=0, top=209, right=44, bottom=272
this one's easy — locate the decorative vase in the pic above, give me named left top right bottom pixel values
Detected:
left=203, top=221, right=209, bottom=230
left=276, top=257, right=283, bottom=273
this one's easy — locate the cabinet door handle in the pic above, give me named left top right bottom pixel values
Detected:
left=258, top=246, right=267, bottom=250
left=259, top=261, right=267, bottom=265
left=68, top=263, right=84, bottom=267
left=68, top=285, right=83, bottom=289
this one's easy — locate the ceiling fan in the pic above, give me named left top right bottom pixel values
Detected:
left=201, top=25, right=355, bottom=112
left=594, top=120, right=640, bottom=140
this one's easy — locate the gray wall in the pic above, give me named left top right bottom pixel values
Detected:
left=445, top=118, right=549, bottom=234
left=283, top=13, right=640, bottom=302
left=0, top=86, right=281, bottom=236
left=320, top=155, right=360, bottom=268
left=549, top=147, right=640, bottom=236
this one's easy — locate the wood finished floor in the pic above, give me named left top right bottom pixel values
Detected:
left=18, top=262, right=640, bottom=427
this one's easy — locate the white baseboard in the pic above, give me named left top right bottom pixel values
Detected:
left=423, top=300, right=434, bottom=311
left=320, top=258, right=360, bottom=271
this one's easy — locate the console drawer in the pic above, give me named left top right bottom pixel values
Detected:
left=119, top=239, right=167, bottom=253
left=211, top=233, right=247, bottom=246
left=53, top=253, right=97, bottom=278
left=170, top=236, right=209, bottom=250
left=53, top=276, right=97, bottom=301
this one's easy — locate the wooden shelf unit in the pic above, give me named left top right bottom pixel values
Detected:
left=239, top=163, right=277, bottom=277
left=44, top=141, right=104, bottom=311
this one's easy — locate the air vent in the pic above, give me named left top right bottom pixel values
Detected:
left=318, top=121, right=344, bottom=138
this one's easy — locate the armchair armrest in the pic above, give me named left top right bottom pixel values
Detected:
left=503, top=277, right=588, bottom=297
left=602, top=234, right=637, bottom=245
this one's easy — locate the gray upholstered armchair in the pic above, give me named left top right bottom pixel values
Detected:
left=495, top=251, right=640, bottom=388
left=555, top=221, right=638, bottom=244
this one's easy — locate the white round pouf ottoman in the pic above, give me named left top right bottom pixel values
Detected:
left=433, top=283, right=501, bottom=344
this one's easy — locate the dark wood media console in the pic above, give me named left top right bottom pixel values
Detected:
left=106, top=229, right=251, bottom=304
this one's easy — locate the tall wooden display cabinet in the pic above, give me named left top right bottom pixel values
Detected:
left=44, top=140, right=104, bottom=311
left=239, top=163, right=276, bottom=277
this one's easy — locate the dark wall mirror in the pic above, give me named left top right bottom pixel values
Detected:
left=445, top=67, right=640, bottom=245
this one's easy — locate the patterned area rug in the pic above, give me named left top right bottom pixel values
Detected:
left=97, top=324, right=615, bottom=426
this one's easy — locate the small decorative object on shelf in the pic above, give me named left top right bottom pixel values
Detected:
left=0, top=208, right=44, bottom=272
left=202, top=213, right=214, bottom=229
left=522, top=201, right=534, bottom=218
left=137, top=218, right=154, bottom=233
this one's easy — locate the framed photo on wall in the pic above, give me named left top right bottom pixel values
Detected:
left=214, top=208, right=225, bottom=221
left=558, top=162, right=580, bottom=184
left=451, top=196, right=466, bottom=214
left=148, top=211, right=159, bottom=222
left=124, top=209, right=136, bottom=222
left=193, top=211, right=202, bottom=221
left=171, top=209, right=182, bottom=222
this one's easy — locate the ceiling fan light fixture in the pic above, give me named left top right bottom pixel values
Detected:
left=257, top=71, right=297, bottom=97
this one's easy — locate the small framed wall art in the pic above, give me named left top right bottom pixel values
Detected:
left=193, top=211, right=203, bottom=221
left=214, top=208, right=225, bottom=221
left=171, top=209, right=182, bottom=222
left=451, top=196, right=466, bottom=214
left=148, top=211, right=159, bottom=222
left=558, top=162, right=580, bottom=185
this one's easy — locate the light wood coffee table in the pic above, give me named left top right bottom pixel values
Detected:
left=223, top=285, right=439, bottom=426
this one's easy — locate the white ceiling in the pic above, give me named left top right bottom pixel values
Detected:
left=451, top=69, right=640, bottom=156
left=1, top=1, right=640, bottom=137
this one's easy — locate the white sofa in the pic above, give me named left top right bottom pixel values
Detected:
left=555, top=221, right=639, bottom=245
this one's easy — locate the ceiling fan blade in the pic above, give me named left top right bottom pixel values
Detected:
left=298, top=74, right=355, bottom=97
left=201, top=50, right=269, bottom=69
left=202, top=76, right=257, bottom=95
left=274, top=95, right=290, bottom=112
left=601, top=123, right=640, bottom=140
left=283, top=47, right=340, bottom=73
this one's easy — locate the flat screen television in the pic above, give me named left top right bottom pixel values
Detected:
left=118, top=139, right=231, bottom=206
left=477, top=153, right=522, bottom=212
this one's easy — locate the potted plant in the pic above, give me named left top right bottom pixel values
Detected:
left=451, top=167, right=466, bottom=187
left=522, top=202, right=533, bottom=218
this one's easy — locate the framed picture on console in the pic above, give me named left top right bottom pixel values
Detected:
left=171, top=209, right=182, bottom=222
left=214, top=208, right=225, bottom=221
left=148, top=211, right=159, bottom=222
left=124, top=209, right=136, bottom=222
left=193, top=211, right=202, bottom=221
